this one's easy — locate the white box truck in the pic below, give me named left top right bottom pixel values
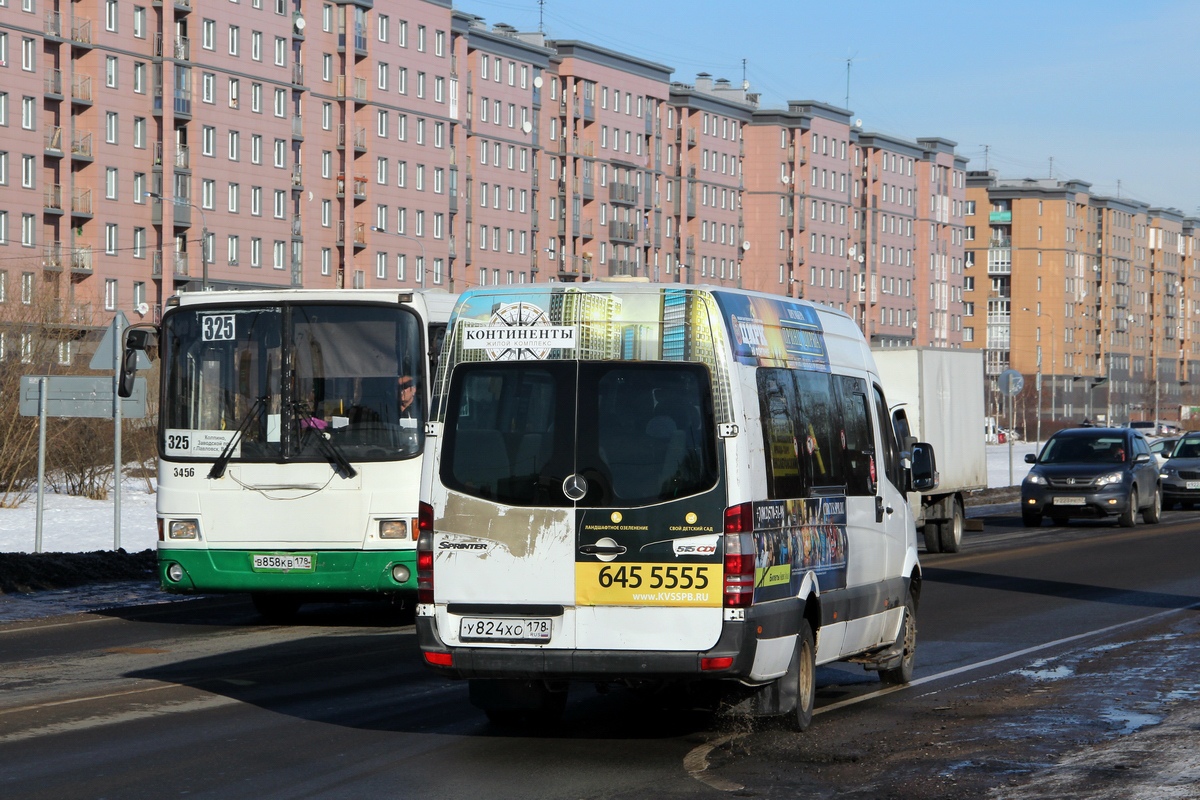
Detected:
left=872, top=348, right=987, bottom=553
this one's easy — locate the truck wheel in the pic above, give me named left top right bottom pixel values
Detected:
left=880, top=594, right=917, bottom=686
left=922, top=523, right=942, bottom=554
left=1022, top=511, right=1043, bottom=528
left=1143, top=486, right=1162, bottom=524
left=790, top=620, right=816, bottom=731
left=1119, top=488, right=1138, bottom=528
left=251, top=593, right=302, bottom=624
left=938, top=498, right=964, bottom=553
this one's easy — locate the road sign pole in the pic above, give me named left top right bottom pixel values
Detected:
left=112, top=316, right=123, bottom=552
left=35, top=377, right=47, bottom=553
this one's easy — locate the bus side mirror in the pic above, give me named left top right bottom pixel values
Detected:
left=119, top=326, right=158, bottom=398
left=910, top=442, right=938, bottom=492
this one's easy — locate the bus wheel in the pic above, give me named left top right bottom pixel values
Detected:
left=922, top=523, right=942, bottom=554
left=938, top=498, right=964, bottom=554
left=880, top=594, right=917, bottom=686
left=790, top=620, right=817, bottom=732
left=251, top=593, right=302, bottom=623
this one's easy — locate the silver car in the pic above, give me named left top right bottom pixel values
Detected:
left=1160, top=434, right=1200, bottom=509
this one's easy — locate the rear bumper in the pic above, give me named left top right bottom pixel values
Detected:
left=417, top=600, right=801, bottom=682
left=157, top=548, right=416, bottom=594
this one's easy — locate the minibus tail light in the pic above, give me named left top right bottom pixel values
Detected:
left=416, top=504, right=434, bottom=604
left=723, top=503, right=755, bottom=608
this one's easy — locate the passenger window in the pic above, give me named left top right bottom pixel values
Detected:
left=872, top=384, right=902, bottom=490
left=757, top=368, right=846, bottom=499
left=794, top=371, right=845, bottom=491
left=758, top=370, right=804, bottom=499
left=837, top=376, right=874, bottom=497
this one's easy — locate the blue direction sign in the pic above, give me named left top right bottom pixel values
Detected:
left=19, top=375, right=147, bottom=419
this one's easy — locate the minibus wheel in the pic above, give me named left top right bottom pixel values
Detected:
left=790, top=620, right=816, bottom=731
left=879, top=595, right=916, bottom=686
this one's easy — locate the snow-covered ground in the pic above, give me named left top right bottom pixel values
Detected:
left=987, top=440, right=1039, bottom=488
left=0, top=478, right=158, bottom=555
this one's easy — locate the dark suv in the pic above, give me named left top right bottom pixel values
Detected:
left=1021, top=427, right=1161, bottom=527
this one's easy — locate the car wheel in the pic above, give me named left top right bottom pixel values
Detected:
left=1143, top=485, right=1162, bottom=524
left=938, top=498, right=964, bottom=553
left=1119, top=487, right=1138, bottom=528
left=880, top=594, right=917, bottom=686
left=1022, top=511, right=1043, bottom=528
left=790, top=619, right=817, bottom=731
left=923, top=522, right=942, bottom=554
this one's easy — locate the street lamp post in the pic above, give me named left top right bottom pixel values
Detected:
left=1024, top=307, right=1056, bottom=445
left=371, top=227, right=425, bottom=288
left=147, top=192, right=209, bottom=290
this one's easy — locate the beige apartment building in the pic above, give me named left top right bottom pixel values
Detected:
left=964, top=172, right=1200, bottom=425
left=0, top=0, right=998, bottom=372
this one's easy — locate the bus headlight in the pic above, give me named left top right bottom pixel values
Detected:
left=168, top=519, right=199, bottom=540
left=380, top=519, right=410, bottom=540
left=391, top=565, right=411, bottom=584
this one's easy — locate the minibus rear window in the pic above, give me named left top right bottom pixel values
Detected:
left=440, top=361, right=718, bottom=508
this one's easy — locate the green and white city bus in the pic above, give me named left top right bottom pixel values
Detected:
left=122, top=289, right=455, bottom=621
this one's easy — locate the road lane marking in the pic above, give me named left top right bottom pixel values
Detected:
left=0, top=694, right=239, bottom=744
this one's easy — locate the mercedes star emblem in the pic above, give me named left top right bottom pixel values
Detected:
left=563, top=473, right=588, bottom=501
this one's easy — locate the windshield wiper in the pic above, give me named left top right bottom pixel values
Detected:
left=294, top=404, right=358, bottom=479
left=208, top=395, right=269, bottom=480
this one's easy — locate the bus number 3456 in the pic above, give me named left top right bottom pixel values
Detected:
left=596, top=564, right=709, bottom=590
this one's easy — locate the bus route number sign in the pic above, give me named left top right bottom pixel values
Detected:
left=201, top=314, right=236, bottom=342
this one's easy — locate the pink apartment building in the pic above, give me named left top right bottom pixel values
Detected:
left=2, top=0, right=971, bottom=362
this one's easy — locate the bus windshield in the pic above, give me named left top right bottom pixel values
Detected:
left=161, top=302, right=425, bottom=464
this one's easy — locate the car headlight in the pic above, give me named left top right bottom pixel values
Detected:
left=1095, top=471, right=1125, bottom=486
left=1024, top=473, right=1047, bottom=485
left=1161, top=468, right=1176, bottom=479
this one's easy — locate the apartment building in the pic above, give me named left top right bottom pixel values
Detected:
left=0, top=0, right=998, bottom=373
left=964, top=172, right=1200, bottom=423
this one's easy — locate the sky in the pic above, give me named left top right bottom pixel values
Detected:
left=459, top=0, right=1200, bottom=215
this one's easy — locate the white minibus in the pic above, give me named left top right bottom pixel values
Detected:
left=416, top=284, right=936, bottom=727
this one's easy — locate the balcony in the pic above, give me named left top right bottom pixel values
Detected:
left=174, top=36, right=190, bottom=60
left=989, top=211, right=1013, bottom=224
left=44, top=69, right=64, bottom=99
left=45, top=126, right=64, bottom=155
left=609, top=182, right=638, bottom=206
left=151, top=250, right=162, bottom=277
left=987, top=247, right=1012, bottom=275
left=610, top=258, right=637, bottom=275
left=71, top=189, right=93, bottom=219
left=292, top=63, right=304, bottom=85
left=71, top=18, right=93, bottom=49
left=610, top=220, right=638, bottom=244
left=71, top=132, right=93, bottom=161
left=45, top=10, right=63, bottom=38
left=43, top=243, right=64, bottom=271
left=71, top=246, right=94, bottom=274
left=292, top=164, right=303, bottom=188
left=174, top=87, right=193, bottom=118
left=44, top=184, right=64, bottom=214
left=174, top=0, right=193, bottom=13
left=336, top=220, right=367, bottom=248
left=291, top=116, right=304, bottom=139
left=173, top=252, right=190, bottom=277
left=353, top=176, right=367, bottom=200
left=292, top=214, right=303, bottom=238
left=175, top=145, right=190, bottom=170
left=337, top=124, right=367, bottom=153
left=71, top=74, right=93, bottom=106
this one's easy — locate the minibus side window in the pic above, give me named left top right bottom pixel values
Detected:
left=836, top=375, right=874, bottom=497
left=757, top=369, right=806, bottom=499
left=873, top=384, right=903, bottom=490
left=794, top=370, right=845, bottom=491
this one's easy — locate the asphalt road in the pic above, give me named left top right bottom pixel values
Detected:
left=2, top=509, right=1199, bottom=800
